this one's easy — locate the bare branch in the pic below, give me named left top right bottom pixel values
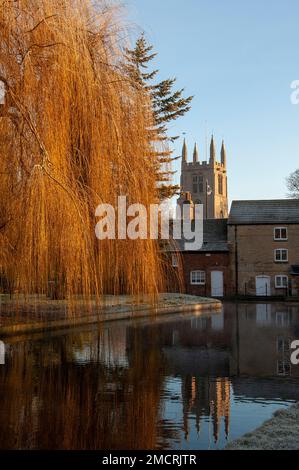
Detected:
left=25, top=15, right=58, bottom=34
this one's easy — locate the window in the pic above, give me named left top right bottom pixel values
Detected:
left=277, top=359, right=291, bottom=376
left=277, top=336, right=291, bottom=353
left=275, top=275, right=288, bottom=288
left=274, top=249, right=288, bottom=263
left=218, top=174, right=223, bottom=195
left=172, top=254, right=178, bottom=267
left=198, top=175, right=204, bottom=193
left=192, top=174, right=203, bottom=194
left=192, top=175, right=198, bottom=194
left=274, top=227, right=288, bottom=241
left=190, top=270, right=206, bottom=285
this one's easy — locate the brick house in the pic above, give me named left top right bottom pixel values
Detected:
left=228, top=200, right=299, bottom=297
left=171, top=219, right=229, bottom=298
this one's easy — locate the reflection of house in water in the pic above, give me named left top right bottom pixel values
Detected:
left=231, top=303, right=299, bottom=379
left=126, top=303, right=299, bottom=444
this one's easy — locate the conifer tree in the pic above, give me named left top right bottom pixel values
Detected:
left=125, top=34, right=193, bottom=199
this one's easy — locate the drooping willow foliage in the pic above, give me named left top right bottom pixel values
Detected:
left=0, top=0, right=175, bottom=301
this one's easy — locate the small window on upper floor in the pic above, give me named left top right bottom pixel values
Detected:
left=274, top=248, right=288, bottom=263
left=274, top=227, right=288, bottom=241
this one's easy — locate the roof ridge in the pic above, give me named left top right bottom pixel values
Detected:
left=231, top=199, right=299, bottom=203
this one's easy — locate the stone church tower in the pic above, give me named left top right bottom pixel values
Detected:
left=177, top=136, right=228, bottom=219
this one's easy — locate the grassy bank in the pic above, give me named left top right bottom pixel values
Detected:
left=226, top=402, right=299, bottom=450
left=0, top=293, right=222, bottom=337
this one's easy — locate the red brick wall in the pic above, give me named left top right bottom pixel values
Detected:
left=180, top=252, right=230, bottom=297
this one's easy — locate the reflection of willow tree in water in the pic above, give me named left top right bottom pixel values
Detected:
left=0, top=328, right=177, bottom=449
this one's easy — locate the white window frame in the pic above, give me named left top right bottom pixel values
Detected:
left=277, top=359, right=291, bottom=376
left=274, top=248, right=288, bottom=263
left=171, top=254, right=178, bottom=268
left=275, top=275, right=288, bottom=288
left=276, top=336, right=291, bottom=353
left=274, top=227, right=288, bottom=241
left=190, top=270, right=206, bottom=285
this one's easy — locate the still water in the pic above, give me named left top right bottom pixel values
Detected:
left=0, top=302, right=299, bottom=450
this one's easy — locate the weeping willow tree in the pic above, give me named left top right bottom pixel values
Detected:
left=0, top=0, right=174, bottom=302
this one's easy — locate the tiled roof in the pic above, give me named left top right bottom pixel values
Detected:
left=170, top=219, right=228, bottom=252
left=228, top=199, right=299, bottom=225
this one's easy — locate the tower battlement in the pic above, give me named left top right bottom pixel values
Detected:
left=183, top=160, right=226, bottom=170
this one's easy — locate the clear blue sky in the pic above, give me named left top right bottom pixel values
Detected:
left=125, top=0, right=299, bottom=204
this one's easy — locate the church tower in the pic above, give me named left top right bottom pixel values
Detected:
left=178, top=136, right=228, bottom=219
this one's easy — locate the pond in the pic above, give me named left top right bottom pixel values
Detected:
left=0, top=302, right=298, bottom=450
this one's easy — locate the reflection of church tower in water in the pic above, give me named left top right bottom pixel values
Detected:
left=210, top=378, right=231, bottom=442
left=181, top=376, right=231, bottom=443
left=177, top=136, right=228, bottom=219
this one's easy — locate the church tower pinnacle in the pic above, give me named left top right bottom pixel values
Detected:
left=193, top=143, right=199, bottom=163
left=182, top=138, right=188, bottom=163
left=210, top=135, right=216, bottom=165
left=221, top=140, right=226, bottom=167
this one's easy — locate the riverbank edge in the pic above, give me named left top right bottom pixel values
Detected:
left=0, top=296, right=222, bottom=338
left=225, top=402, right=299, bottom=450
